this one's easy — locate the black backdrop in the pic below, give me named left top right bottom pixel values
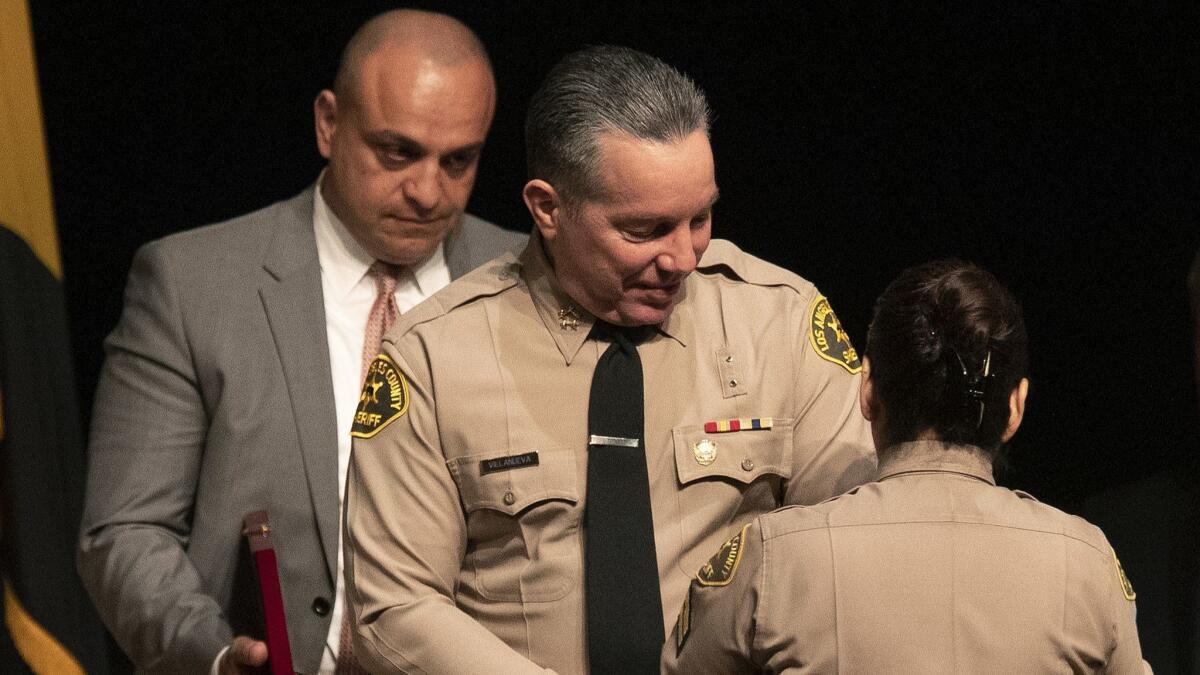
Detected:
left=30, top=1, right=1200, bottom=669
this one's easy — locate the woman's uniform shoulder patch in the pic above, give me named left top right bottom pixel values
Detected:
left=808, top=295, right=862, bottom=374
left=351, top=354, right=410, bottom=439
left=1112, top=548, right=1136, bottom=601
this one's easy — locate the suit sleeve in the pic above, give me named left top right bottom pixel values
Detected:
left=661, top=523, right=762, bottom=675
left=76, top=242, right=231, bottom=673
left=784, top=291, right=876, bottom=506
left=344, top=340, right=552, bottom=675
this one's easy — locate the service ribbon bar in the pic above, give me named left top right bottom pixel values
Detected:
left=703, top=417, right=773, bottom=433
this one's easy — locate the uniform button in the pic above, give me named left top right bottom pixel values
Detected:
left=312, top=597, right=331, bottom=616
left=728, top=379, right=739, bottom=388
left=503, top=490, right=516, bottom=505
left=741, top=458, right=754, bottom=471
left=724, top=355, right=734, bottom=363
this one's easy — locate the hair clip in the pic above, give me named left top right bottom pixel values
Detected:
left=957, top=350, right=992, bottom=429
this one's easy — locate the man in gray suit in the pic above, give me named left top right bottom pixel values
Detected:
left=77, top=10, right=525, bottom=674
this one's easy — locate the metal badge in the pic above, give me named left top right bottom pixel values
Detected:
left=558, top=305, right=580, bottom=331
left=692, top=439, right=717, bottom=466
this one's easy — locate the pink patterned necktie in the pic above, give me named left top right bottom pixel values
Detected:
left=340, top=261, right=403, bottom=675
left=359, top=261, right=404, bottom=383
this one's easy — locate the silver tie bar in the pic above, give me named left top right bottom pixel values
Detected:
left=588, top=434, right=640, bottom=448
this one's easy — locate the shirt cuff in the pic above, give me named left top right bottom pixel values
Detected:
left=210, top=644, right=229, bottom=675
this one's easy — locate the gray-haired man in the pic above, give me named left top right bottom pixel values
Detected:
left=343, top=45, right=874, bottom=673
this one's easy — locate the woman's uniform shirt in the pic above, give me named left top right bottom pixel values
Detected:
left=664, top=441, right=1150, bottom=674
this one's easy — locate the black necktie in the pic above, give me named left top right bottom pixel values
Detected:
left=585, top=324, right=663, bottom=674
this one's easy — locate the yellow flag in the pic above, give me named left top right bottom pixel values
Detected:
left=0, top=7, right=99, bottom=674
left=0, top=0, right=60, bottom=279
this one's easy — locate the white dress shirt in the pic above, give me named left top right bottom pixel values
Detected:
left=210, top=180, right=451, bottom=674
left=313, top=182, right=451, bottom=673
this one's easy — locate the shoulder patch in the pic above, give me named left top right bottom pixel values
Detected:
left=808, top=295, right=862, bottom=374
left=1112, top=548, right=1136, bottom=601
left=697, top=523, right=751, bottom=587
left=350, top=354, right=410, bottom=439
left=676, top=583, right=696, bottom=653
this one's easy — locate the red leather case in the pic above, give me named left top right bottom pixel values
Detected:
left=243, top=510, right=295, bottom=675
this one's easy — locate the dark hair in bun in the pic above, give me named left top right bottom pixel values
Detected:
left=865, top=259, right=1028, bottom=453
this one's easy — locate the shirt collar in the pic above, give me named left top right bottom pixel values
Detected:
left=409, top=242, right=448, bottom=296
left=520, top=231, right=595, bottom=365
left=875, top=440, right=996, bottom=485
left=519, top=230, right=693, bottom=365
left=314, top=171, right=445, bottom=299
left=659, top=278, right=694, bottom=348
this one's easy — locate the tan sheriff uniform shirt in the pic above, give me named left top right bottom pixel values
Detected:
left=344, top=235, right=875, bottom=674
left=664, top=441, right=1151, bottom=675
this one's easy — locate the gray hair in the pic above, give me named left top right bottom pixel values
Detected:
left=525, top=45, right=712, bottom=205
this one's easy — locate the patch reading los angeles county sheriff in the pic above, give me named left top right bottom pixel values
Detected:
left=808, top=295, right=862, bottom=374
left=1112, top=548, right=1136, bottom=601
left=697, top=523, right=751, bottom=587
left=350, top=354, right=410, bottom=439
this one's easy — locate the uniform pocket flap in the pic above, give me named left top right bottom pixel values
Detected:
left=672, top=419, right=794, bottom=486
left=449, top=449, right=580, bottom=515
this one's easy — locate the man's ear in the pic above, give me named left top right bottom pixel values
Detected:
left=314, top=89, right=338, bottom=159
left=522, top=179, right=562, bottom=242
left=859, top=356, right=878, bottom=421
left=1000, top=377, right=1029, bottom=443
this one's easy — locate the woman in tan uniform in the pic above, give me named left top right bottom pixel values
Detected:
left=663, top=259, right=1151, bottom=674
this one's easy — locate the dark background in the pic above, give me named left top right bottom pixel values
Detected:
left=29, top=1, right=1199, bottom=670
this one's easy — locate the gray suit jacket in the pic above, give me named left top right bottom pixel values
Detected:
left=78, top=186, right=526, bottom=674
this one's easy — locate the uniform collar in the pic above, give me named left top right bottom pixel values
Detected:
left=875, top=440, right=996, bottom=485
left=519, top=230, right=692, bottom=365
left=658, top=283, right=693, bottom=348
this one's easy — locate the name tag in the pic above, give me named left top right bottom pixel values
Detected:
left=480, top=452, right=540, bottom=475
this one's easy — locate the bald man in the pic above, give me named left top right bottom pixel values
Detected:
left=77, top=10, right=525, bottom=674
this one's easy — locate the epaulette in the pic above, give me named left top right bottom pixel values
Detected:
left=1055, top=516, right=1132, bottom=600
left=757, top=501, right=836, bottom=540
left=698, top=240, right=862, bottom=373
left=390, top=252, right=521, bottom=338
left=694, top=239, right=817, bottom=298
left=1060, top=511, right=1115, bottom=557
left=1014, top=489, right=1112, bottom=557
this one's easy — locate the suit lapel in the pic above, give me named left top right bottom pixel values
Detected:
left=258, top=187, right=339, bottom=582
left=442, top=219, right=473, bottom=281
